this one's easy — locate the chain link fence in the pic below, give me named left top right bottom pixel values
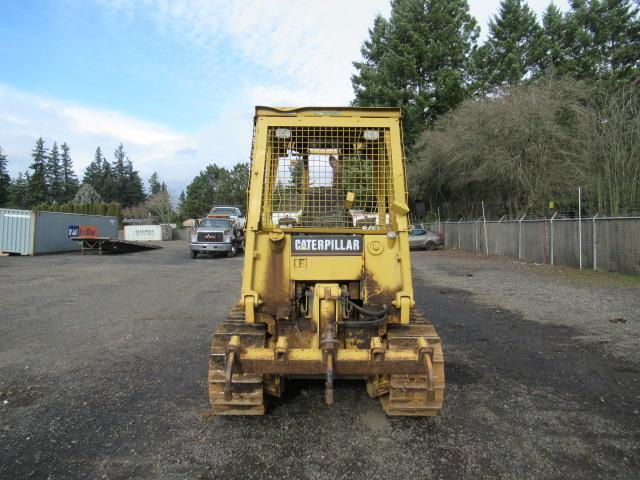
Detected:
left=425, top=214, right=640, bottom=275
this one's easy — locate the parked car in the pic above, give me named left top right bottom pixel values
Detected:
left=408, top=227, right=444, bottom=251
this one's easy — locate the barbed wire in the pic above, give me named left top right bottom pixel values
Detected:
left=426, top=209, right=640, bottom=223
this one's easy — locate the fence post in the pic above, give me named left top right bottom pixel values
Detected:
left=481, top=201, right=489, bottom=255
left=518, top=214, right=526, bottom=260
left=592, top=213, right=598, bottom=270
left=495, top=215, right=505, bottom=255
left=578, top=186, right=583, bottom=269
left=458, top=218, right=462, bottom=250
left=475, top=217, right=481, bottom=252
left=550, top=211, right=558, bottom=265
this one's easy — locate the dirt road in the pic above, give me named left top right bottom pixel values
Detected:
left=1, top=242, right=638, bottom=479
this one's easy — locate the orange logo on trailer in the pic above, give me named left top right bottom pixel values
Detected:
left=79, top=225, right=97, bottom=237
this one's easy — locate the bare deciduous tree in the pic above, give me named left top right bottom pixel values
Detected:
left=409, top=77, right=640, bottom=217
left=577, top=84, right=640, bottom=214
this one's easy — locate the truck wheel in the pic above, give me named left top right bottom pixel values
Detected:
left=227, top=244, right=237, bottom=258
left=190, top=250, right=198, bottom=259
left=424, top=241, right=436, bottom=251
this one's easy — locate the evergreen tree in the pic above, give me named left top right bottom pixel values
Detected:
left=83, top=146, right=116, bottom=201
left=564, top=0, right=640, bottom=86
left=112, top=143, right=127, bottom=203
left=8, top=172, right=29, bottom=208
left=537, top=3, right=570, bottom=75
left=27, top=137, right=48, bottom=207
left=0, top=146, right=11, bottom=206
left=148, top=172, right=162, bottom=195
left=100, top=155, right=114, bottom=201
left=121, top=159, right=146, bottom=207
left=351, top=15, right=390, bottom=108
left=46, top=142, right=64, bottom=203
left=73, top=183, right=103, bottom=204
left=60, top=142, right=79, bottom=202
left=478, top=0, right=544, bottom=89
left=352, top=0, right=479, bottom=147
left=83, top=147, right=104, bottom=193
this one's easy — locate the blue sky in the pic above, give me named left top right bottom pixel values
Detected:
left=0, top=0, right=568, bottom=196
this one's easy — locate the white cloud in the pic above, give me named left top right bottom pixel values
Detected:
left=0, top=83, right=199, bottom=193
left=97, top=0, right=391, bottom=106
left=59, top=106, right=185, bottom=146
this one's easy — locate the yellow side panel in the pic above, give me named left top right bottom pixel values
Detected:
left=363, top=236, right=403, bottom=305
left=251, top=233, right=291, bottom=303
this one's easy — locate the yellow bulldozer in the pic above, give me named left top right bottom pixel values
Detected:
left=208, top=106, right=444, bottom=416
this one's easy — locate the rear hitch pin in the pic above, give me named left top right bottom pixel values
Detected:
left=224, top=335, right=241, bottom=401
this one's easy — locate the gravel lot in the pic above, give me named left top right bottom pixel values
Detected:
left=1, top=241, right=638, bottom=479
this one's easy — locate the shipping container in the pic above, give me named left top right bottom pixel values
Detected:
left=0, top=209, right=118, bottom=255
left=124, top=224, right=172, bottom=241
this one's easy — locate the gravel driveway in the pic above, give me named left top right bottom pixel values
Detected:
left=1, top=242, right=638, bottom=479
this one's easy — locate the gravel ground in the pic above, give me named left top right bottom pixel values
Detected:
left=413, top=250, right=640, bottom=363
left=0, top=241, right=638, bottom=479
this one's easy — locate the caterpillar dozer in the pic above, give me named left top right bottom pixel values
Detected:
left=208, top=106, right=444, bottom=416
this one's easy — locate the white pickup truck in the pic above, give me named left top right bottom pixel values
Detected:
left=209, top=206, right=246, bottom=229
left=188, top=206, right=245, bottom=259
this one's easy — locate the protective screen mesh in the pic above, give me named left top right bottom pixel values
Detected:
left=261, top=126, right=394, bottom=230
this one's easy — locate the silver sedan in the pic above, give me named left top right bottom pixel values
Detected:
left=408, top=227, right=444, bottom=251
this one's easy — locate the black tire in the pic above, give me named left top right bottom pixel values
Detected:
left=190, top=250, right=198, bottom=259
left=227, top=244, right=237, bottom=258
left=424, top=241, right=436, bottom=251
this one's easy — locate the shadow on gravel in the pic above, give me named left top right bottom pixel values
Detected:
left=445, top=362, right=482, bottom=386
left=415, top=279, right=640, bottom=422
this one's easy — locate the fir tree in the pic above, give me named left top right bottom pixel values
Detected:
left=537, top=3, right=569, bottom=75
left=148, top=172, right=162, bottom=195
left=27, top=137, right=48, bottom=207
left=46, top=142, right=64, bottom=203
left=83, top=147, right=104, bottom=193
left=0, top=146, right=11, bottom=206
left=83, top=146, right=114, bottom=200
left=100, top=155, right=114, bottom=201
left=60, top=142, right=79, bottom=202
left=112, top=143, right=127, bottom=203
left=8, top=171, right=29, bottom=208
left=479, top=0, right=544, bottom=89
left=73, top=183, right=103, bottom=204
left=564, top=0, right=640, bottom=86
left=352, top=0, right=479, bottom=147
left=108, top=144, right=146, bottom=206
left=122, top=159, right=146, bottom=207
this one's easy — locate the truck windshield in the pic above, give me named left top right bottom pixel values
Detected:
left=200, top=218, right=230, bottom=229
